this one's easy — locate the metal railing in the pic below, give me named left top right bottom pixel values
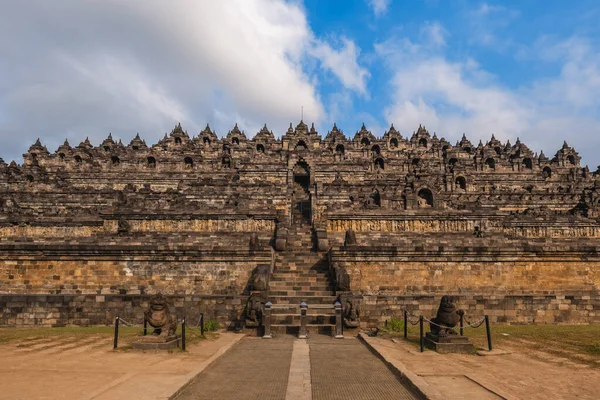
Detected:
left=397, top=310, right=492, bottom=353
left=113, top=313, right=205, bottom=350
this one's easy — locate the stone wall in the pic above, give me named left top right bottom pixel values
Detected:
left=0, top=294, right=247, bottom=328
left=358, top=293, right=600, bottom=327
left=331, top=241, right=600, bottom=326
left=3, top=292, right=597, bottom=328
left=0, top=244, right=272, bottom=296
left=332, top=243, right=600, bottom=295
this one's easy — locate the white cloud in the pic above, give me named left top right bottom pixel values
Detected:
left=466, top=3, right=520, bottom=49
left=310, top=37, right=370, bottom=95
left=376, top=32, right=600, bottom=166
left=420, top=22, right=448, bottom=47
left=0, top=0, right=368, bottom=161
left=368, top=0, right=391, bottom=17
left=475, top=3, right=506, bottom=16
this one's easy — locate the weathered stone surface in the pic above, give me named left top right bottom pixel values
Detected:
left=424, top=332, right=474, bottom=354
left=0, top=122, right=599, bottom=326
left=143, top=293, right=177, bottom=337
left=132, top=337, right=181, bottom=350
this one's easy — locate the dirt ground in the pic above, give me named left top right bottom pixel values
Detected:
left=2, top=326, right=599, bottom=400
left=364, top=334, right=600, bottom=400
left=0, top=329, right=243, bottom=400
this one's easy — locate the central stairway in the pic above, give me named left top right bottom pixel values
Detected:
left=268, top=222, right=338, bottom=336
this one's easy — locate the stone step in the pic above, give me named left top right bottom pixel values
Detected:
left=287, top=238, right=312, bottom=243
left=275, top=263, right=328, bottom=268
left=270, top=324, right=335, bottom=336
left=272, top=271, right=330, bottom=277
left=270, top=277, right=331, bottom=283
left=271, top=314, right=336, bottom=325
left=274, top=252, right=321, bottom=258
left=270, top=304, right=337, bottom=312
left=269, top=290, right=335, bottom=297
left=269, top=280, right=332, bottom=286
left=287, top=243, right=314, bottom=248
left=275, top=259, right=323, bottom=264
left=270, top=284, right=333, bottom=291
left=270, top=288, right=335, bottom=295
left=271, top=277, right=330, bottom=284
left=273, top=268, right=329, bottom=273
left=269, top=295, right=338, bottom=305
left=269, top=283, right=333, bottom=291
left=270, top=273, right=329, bottom=280
left=275, top=260, right=323, bottom=265
left=275, top=254, right=322, bottom=260
left=269, top=281, right=331, bottom=288
left=270, top=286, right=334, bottom=292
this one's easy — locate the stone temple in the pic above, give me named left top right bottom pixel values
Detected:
left=0, top=121, right=598, bottom=331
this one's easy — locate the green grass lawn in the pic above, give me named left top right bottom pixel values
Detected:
left=382, top=319, right=600, bottom=366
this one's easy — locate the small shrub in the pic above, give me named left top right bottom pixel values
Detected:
left=205, top=320, right=219, bottom=332
left=387, top=318, right=404, bottom=332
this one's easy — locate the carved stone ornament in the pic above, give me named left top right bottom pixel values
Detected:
left=143, top=293, right=177, bottom=338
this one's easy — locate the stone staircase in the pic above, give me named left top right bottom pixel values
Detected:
left=292, top=182, right=311, bottom=226
left=268, top=224, right=337, bottom=336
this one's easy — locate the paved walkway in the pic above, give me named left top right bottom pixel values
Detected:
left=309, top=336, right=418, bottom=400
left=175, top=335, right=419, bottom=400
left=175, top=337, right=294, bottom=400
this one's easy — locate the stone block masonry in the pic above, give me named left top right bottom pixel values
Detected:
left=0, top=246, right=272, bottom=296
left=1, top=121, right=600, bottom=327
left=0, top=294, right=248, bottom=327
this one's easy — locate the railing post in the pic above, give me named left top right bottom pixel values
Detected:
left=200, top=313, right=204, bottom=337
left=181, top=318, right=186, bottom=351
left=403, top=310, right=408, bottom=339
left=419, top=316, right=424, bottom=353
left=485, top=315, right=492, bottom=351
left=299, top=302, right=308, bottom=339
left=334, top=301, right=343, bottom=338
left=113, top=316, right=119, bottom=350
left=460, top=313, right=464, bottom=336
left=143, top=317, right=147, bottom=336
left=263, top=302, right=272, bottom=339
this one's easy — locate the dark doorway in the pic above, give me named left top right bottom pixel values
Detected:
left=293, top=161, right=311, bottom=224
left=293, top=161, right=310, bottom=192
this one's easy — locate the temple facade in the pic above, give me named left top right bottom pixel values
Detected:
left=1, top=121, right=599, bottom=329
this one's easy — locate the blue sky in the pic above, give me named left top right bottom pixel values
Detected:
left=1, top=0, right=600, bottom=167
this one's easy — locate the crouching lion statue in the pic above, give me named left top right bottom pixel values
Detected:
left=430, top=295, right=464, bottom=337
left=144, top=293, right=177, bottom=337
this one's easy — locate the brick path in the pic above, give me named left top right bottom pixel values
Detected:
left=309, top=336, right=419, bottom=400
left=175, top=337, right=294, bottom=400
left=175, top=335, right=419, bottom=400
